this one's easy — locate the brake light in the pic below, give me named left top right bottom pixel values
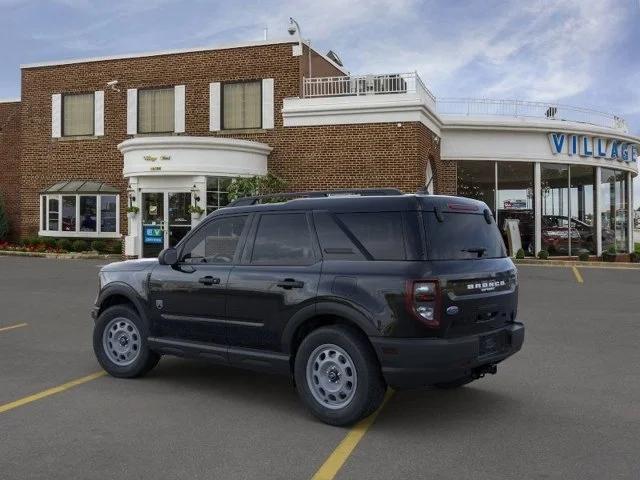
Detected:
left=447, top=203, right=479, bottom=212
left=405, top=280, right=441, bottom=328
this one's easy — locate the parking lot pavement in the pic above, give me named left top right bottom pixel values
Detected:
left=1, top=257, right=639, bottom=479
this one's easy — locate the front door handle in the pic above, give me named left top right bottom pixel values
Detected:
left=199, top=276, right=221, bottom=286
left=277, top=278, right=304, bottom=289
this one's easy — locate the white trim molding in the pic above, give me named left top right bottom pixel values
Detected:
left=126, top=89, right=137, bottom=135
left=282, top=94, right=442, bottom=135
left=174, top=85, right=186, bottom=133
left=209, top=82, right=221, bottom=132
left=94, top=90, right=104, bottom=136
left=119, top=136, right=271, bottom=178
left=51, top=94, right=62, bottom=138
left=262, top=78, right=275, bottom=129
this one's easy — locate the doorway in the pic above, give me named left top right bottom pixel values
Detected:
left=141, top=192, right=191, bottom=258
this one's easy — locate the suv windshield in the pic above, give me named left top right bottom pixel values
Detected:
left=423, top=211, right=507, bottom=260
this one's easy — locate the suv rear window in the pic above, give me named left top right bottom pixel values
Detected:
left=336, top=212, right=406, bottom=260
left=423, top=212, right=506, bottom=260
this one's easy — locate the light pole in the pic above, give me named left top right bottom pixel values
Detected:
left=288, top=17, right=312, bottom=81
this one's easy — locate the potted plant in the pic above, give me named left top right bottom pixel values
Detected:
left=126, top=206, right=139, bottom=219
left=188, top=204, right=205, bottom=219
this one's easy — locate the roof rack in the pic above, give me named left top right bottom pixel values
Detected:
left=225, top=188, right=404, bottom=207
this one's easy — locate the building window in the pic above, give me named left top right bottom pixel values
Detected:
left=138, top=87, right=174, bottom=133
left=601, top=168, right=628, bottom=253
left=206, top=177, right=232, bottom=214
left=63, top=93, right=94, bottom=136
left=222, top=81, right=261, bottom=130
left=457, top=160, right=496, bottom=213
left=40, top=193, right=119, bottom=237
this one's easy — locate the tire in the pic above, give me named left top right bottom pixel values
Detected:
left=434, top=376, right=474, bottom=389
left=93, top=304, right=160, bottom=378
left=294, top=325, right=386, bottom=426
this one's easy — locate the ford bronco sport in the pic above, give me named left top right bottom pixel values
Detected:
left=92, top=190, right=524, bottom=426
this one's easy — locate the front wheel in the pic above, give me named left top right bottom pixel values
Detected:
left=93, top=305, right=160, bottom=378
left=294, top=325, right=386, bottom=426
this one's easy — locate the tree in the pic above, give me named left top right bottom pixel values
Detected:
left=227, top=173, right=287, bottom=202
left=0, top=193, right=9, bottom=241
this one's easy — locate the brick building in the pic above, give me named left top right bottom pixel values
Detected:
left=0, top=38, right=638, bottom=258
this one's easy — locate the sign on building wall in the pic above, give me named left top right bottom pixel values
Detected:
left=143, top=226, right=163, bottom=244
left=548, top=132, right=639, bottom=163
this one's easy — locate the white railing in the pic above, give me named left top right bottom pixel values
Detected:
left=436, top=98, right=628, bottom=132
left=302, top=72, right=436, bottom=104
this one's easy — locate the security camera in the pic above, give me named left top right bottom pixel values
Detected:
left=107, top=80, right=120, bottom=92
left=287, top=24, right=297, bottom=35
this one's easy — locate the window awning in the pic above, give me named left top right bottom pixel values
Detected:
left=41, top=180, right=119, bottom=194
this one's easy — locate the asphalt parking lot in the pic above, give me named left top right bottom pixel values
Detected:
left=1, top=257, right=639, bottom=480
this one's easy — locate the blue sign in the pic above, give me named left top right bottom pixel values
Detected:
left=548, top=132, right=638, bottom=163
left=144, top=226, right=163, bottom=244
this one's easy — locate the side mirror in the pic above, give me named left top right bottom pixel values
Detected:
left=158, top=247, right=178, bottom=266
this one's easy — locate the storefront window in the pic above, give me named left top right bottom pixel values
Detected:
left=497, top=162, right=535, bottom=256
left=541, top=164, right=569, bottom=255
left=457, top=161, right=496, bottom=213
left=206, top=177, right=232, bottom=214
left=601, top=169, right=628, bottom=253
left=40, top=193, right=119, bottom=237
left=100, top=195, right=117, bottom=233
left=61, top=196, right=76, bottom=232
left=569, top=165, right=596, bottom=254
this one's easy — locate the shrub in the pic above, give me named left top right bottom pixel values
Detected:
left=227, top=173, right=287, bottom=202
left=537, top=250, right=549, bottom=260
left=71, top=239, right=88, bottom=252
left=40, top=237, right=58, bottom=249
left=57, top=239, right=73, bottom=251
left=91, top=240, right=107, bottom=253
left=108, top=241, right=122, bottom=255
left=577, top=251, right=590, bottom=262
left=515, top=248, right=525, bottom=259
left=0, top=193, right=9, bottom=241
left=629, top=252, right=640, bottom=263
left=21, top=235, right=39, bottom=247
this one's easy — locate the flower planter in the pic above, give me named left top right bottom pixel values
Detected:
left=191, top=212, right=203, bottom=220
left=127, top=212, right=137, bottom=221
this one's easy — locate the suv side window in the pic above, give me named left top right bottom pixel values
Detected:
left=251, top=213, right=315, bottom=265
left=336, top=212, right=406, bottom=260
left=181, top=215, right=248, bottom=264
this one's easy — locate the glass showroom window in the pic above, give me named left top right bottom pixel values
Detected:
left=138, top=87, right=174, bottom=133
left=206, top=177, right=232, bottom=214
left=497, top=162, right=535, bottom=256
left=569, top=165, right=596, bottom=255
left=41, top=194, right=119, bottom=237
left=222, top=81, right=261, bottom=130
left=457, top=161, right=496, bottom=213
left=541, top=164, right=570, bottom=255
left=601, top=168, right=628, bottom=253
left=63, top=93, right=94, bottom=136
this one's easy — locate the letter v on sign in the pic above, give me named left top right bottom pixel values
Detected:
left=548, top=133, right=565, bottom=154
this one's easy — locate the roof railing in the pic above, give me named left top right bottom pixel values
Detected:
left=225, top=188, right=404, bottom=207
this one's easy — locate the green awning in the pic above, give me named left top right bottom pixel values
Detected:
left=41, top=180, right=119, bottom=194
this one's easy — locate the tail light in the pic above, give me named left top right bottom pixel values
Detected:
left=405, top=280, right=441, bottom=328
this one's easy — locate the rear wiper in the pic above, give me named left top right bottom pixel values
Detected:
left=461, top=247, right=487, bottom=258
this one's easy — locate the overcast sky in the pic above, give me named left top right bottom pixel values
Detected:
left=1, top=0, right=639, bottom=203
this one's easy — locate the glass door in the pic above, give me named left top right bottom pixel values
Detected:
left=142, top=192, right=165, bottom=258
left=168, top=192, right=191, bottom=248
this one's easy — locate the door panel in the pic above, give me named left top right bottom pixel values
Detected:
left=168, top=192, right=191, bottom=247
left=142, top=192, right=165, bottom=258
left=226, top=212, right=321, bottom=352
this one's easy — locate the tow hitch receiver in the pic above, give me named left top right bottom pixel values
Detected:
left=472, top=364, right=498, bottom=379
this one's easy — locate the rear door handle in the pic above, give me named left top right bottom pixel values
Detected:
left=277, top=278, right=304, bottom=289
left=199, top=276, right=221, bottom=286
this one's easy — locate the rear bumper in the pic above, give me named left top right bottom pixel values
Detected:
left=370, top=323, right=524, bottom=389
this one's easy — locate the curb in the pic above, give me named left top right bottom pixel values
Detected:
left=0, top=250, right=122, bottom=260
left=514, top=259, right=640, bottom=269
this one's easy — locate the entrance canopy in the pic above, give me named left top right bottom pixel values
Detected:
left=41, top=180, right=119, bottom=194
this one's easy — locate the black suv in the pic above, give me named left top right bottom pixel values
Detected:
left=92, top=190, right=524, bottom=426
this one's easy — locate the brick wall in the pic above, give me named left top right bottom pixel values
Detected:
left=15, top=42, right=443, bottom=239
left=0, top=101, right=21, bottom=239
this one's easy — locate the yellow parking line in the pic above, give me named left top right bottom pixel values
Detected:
left=311, top=389, right=394, bottom=480
left=0, top=322, right=28, bottom=333
left=0, top=371, right=106, bottom=415
left=572, top=266, right=584, bottom=284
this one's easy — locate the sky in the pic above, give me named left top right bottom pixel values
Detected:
left=1, top=0, right=639, bottom=202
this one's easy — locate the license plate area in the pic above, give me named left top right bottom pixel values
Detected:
left=478, top=331, right=508, bottom=357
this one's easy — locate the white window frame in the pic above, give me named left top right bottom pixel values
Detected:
left=39, top=193, right=120, bottom=238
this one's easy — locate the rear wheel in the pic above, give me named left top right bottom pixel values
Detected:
left=93, top=305, right=160, bottom=378
left=294, top=325, right=386, bottom=426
